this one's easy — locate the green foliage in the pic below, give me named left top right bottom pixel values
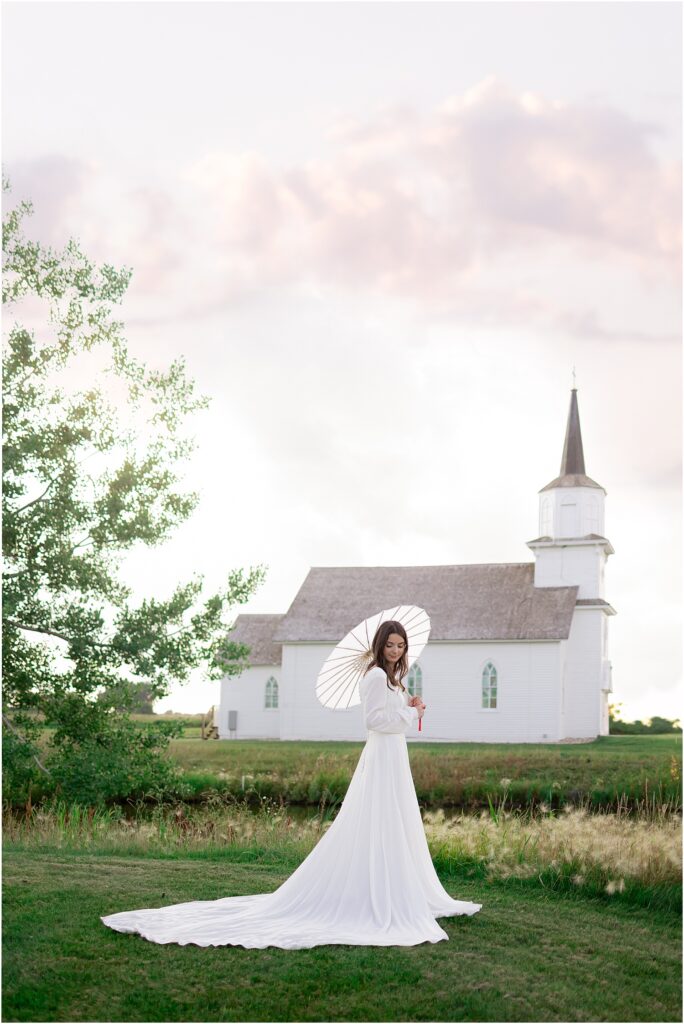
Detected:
left=162, top=735, right=682, bottom=812
left=1, top=174, right=266, bottom=805
left=609, top=702, right=682, bottom=734
left=97, top=681, right=155, bottom=713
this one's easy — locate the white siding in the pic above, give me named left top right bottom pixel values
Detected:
left=415, top=641, right=562, bottom=743
left=277, top=640, right=564, bottom=743
left=217, top=627, right=602, bottom=744
left=218, top=666, right=281, bottom=739
left=562, top=608, right=603, bottom=739
left=533, top=544, right=605, bottom=597
left=279, top=643, right=364, bottom=741
left=539, top=485, right=606, bottom=540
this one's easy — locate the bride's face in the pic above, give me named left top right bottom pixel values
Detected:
left=384, top=633, right=406, bottom=666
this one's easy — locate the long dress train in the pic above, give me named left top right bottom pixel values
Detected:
left=100, top=666, right=482, bottom=948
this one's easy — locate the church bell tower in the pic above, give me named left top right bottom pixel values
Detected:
left=527, top=387, right=615, bottom=600
left=527, top=386, right=616, bottom=735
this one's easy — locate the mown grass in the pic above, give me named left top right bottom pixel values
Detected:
left=3, top=846, right=681, bottom=1023
left=166, top=733, right=682, bottom=811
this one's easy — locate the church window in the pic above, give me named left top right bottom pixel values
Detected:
left=407, top=663, right=423, bottom=699
left=481, top=662, right=497, bottom=709
left=264, top=676, right=279, bottom=709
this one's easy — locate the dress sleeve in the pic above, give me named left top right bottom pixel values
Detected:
left=361, top=667, right=419, bottom=734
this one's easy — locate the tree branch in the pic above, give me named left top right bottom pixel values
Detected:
left=3, top=617, right=111, bottom=648
left=2, top=712, right=52, bottom=776
left=14, top=477, right=57, bottom=514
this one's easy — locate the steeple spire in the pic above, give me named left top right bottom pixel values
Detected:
left=539, top=386, right=604, bottom=493
left=559, top=388, right=586, bottom=476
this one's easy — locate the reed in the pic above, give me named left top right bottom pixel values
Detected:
left=423, top=799, right=682, bottom=887
left=4, top=794, right=680, bottom=905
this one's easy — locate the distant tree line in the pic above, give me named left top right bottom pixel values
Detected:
left=609, top=703, right=681, bottom=735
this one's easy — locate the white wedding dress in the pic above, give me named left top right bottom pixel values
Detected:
left=101, top=666, right=482, bottom=948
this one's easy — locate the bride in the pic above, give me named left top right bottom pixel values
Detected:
left=101, top=619, right=482, bottom=948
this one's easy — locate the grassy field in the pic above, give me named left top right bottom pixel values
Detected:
left=4, top=735, right=681, bottom=1022
left=27, top=725, right=681, bottom=810
left=3, top=846, right=681, bottom=1023
left=165, top=733, right=682, bottom=811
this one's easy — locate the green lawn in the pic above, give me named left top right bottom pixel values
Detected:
left=3, top=847, right=680, bottom=1023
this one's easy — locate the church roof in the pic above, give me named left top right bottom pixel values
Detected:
left=272, top=563, right=578, bottom=643
left=540, top=388, right=605, bottom=492
left=228, top=613, right=284, bottom=666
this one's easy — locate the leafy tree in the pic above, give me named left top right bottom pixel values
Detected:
left=97, top=681, right=155, bottom=714
left=609, top=703, right=681, bottom=735
left=2, top=175, right=266, bottom=805
left=648, top=715, right=682, bottom=734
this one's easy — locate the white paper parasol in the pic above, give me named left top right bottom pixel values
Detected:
left=316, top=604, right=430, bottom=730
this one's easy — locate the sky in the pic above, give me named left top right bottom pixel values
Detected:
left=2, top=0, right=682, bottom=723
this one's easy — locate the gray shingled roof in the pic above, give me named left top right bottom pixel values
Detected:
left=228, top=614, right=284, bottom=666
left=539, top=473, right=605, bottom=491
left=271, top=564, right=578, bottom=643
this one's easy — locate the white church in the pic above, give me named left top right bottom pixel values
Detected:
left=217, top=387, right=615, bottom=744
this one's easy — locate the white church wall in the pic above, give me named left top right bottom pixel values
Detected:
left=279, top=643, right=365, bottom=741
left=218, top=665, right=281, bottom=739
left=562, top=608, right=603, bottom=739
left=533, top=544, right=604, bottom=597
left=540, top=486, right=605, bottom=539
left=277, top=640, right=564, bottom=743
left=417, top=641, right=563, bottom=743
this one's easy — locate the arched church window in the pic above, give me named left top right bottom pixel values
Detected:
left=264, top=676, right=279, bottom=709
left=407, top=663, right=423, bottom=699
left=481, top=662, right=497, bottom=709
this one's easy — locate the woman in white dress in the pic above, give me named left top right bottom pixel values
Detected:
left=101, top=619, right=482, bottom=948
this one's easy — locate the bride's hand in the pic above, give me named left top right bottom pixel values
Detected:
left=409, top=696, right=426, bottom=716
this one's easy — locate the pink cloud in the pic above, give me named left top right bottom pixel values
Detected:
left=5, top=77, right=680, bottom=327
left=182, top=76, right=679, bottom=300
left=429, top=78, right=680, bottom=268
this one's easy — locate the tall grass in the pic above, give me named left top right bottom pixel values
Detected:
left=425, top=802, right=681, bottom=882
left=4, top=794, right=680, bottom=911
left=166, top=734, right=683, bottom=812
left=2, top=796, right=329, bottom=862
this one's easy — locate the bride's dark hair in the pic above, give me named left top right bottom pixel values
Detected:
left=365, top=620, right=409, bottom=691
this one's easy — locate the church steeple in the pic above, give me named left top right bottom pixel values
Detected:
left=526, top=380, right=615, bottom=741
left=540, top=387, right=604, bottom=493
left=560, top=388, right=585, bottom=475
left=528, top=383, right=613, bottom=590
